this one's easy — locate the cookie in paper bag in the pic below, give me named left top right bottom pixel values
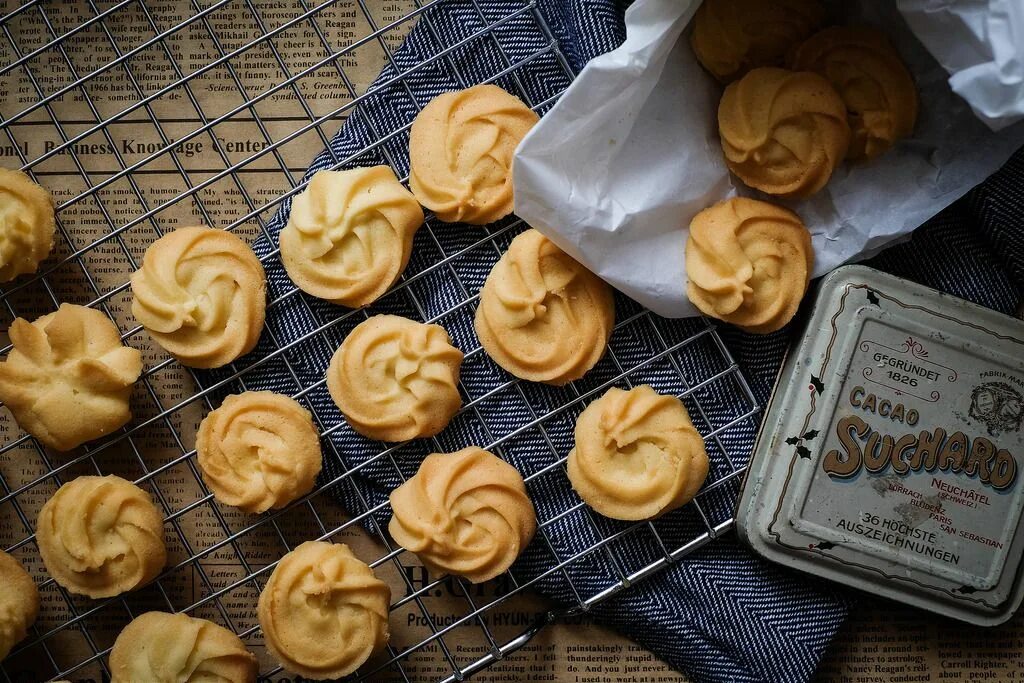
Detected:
left=691, top=0, right=825, bottom=83
left=790, top=26, right=918, bottom=160
left=718, top=67, right=851, bottom=198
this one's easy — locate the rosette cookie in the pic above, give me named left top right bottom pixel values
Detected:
left=37, top=475, right=167, bottom=598
left=280, top=167, right=424, bottom=307
left=475, top=229, right=614, bottom=385
left=686, top=198, right=813, bottom=333
left=790, top=26, right=918, bottom=160
left=718, top=67, right=851, bottom=198
left=130, top=226, right=266, bottom=369
left=258, top=541, right=390, bottom=680
left=389, top=447, right=536, bottom=583
left=197, top=391, right=323, bottom=514
left=0, top=303, right=143, bottom=451
left=327, top=315, right=463, bottom=442
left=0, top=168, right=55, bottom=282
left=0, top=551, right=39, bottom=660
left=691, top=0, right=824, bottom=83
left=409, top=84, right=539, bottom=225
left=567, top=386, right=709, bottom=521
left=109, top=611, right=258, bottom=683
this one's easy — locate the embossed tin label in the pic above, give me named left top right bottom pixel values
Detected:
left=737, top=265, right=1024, bottom=625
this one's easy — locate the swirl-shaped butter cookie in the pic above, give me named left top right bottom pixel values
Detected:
left=568, top=386, right=709, bottom=521
left=0, top=168, right=55, bottom=282
left=389, top=447, right=536, bottom=583
left=0, top=304, right=143, bottom=451
left=130, top=226, right=266, bottom=368
left=691, top=0, right=824, bottom=82
left=790, top=26, right=918, bottom=160
left=409, top=84, right=538, bottom=225
left=686, top=197, right=813, bottom=333
left=718, top=67, right=851, bottom=198
left=258, top=541, right=390, bottom=680
left=0, top=551, right=38, bottom=660
left=37, top=475, right=166, bottom=598
left=197, top=391, right=323, bottom=514
left=327, top=315, right=463, bottom=442
left=109, top=611, right=257, bottom=683
left=280, top=167, right=424, bottom=307
left=475, top=229, right=614, bottom=385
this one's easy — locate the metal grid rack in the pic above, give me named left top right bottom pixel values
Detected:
left=0, top=1, right=762, bottom=681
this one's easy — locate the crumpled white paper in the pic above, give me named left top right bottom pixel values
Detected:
left=514, top=0, right=1024, bottom=318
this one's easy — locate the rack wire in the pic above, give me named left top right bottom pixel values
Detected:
left=0, top=1, right=762, bottom=681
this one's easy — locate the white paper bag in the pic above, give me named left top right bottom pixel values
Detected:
left=514, top=0, right=1024, bottom=318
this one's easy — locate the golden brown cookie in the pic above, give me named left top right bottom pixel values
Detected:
left=36, top=475, right=166, bottom=598
left=0, top=550, right=39, bottom=660
left=109, top=611, right=258, bottom=683
left=691, top=0, right=825, bottom=82
left=409, top=84, right=539, bottom=225
left=475, top=229, right=614, bottom=385
left=0, top=168, right=55, bottom=283
left=686, top=197, right=813, bottom=333
left=258, top=541, right=390, bottom=680
left=0, top=303, right=143, bottom=451
left=280, top=167, right=424, bottom=307
left=326, top=315, right=463, bottom=442
left=789, top=26, right=918, bottom=160
left=130, top=226, right=266, bottom=369
left=718, top=67, right=851, bottom=198
left=197, top=391, right=323, bottom=514
left=567, top=386, right=709, bottom=521
left=389, top=447, right=536, bottom=583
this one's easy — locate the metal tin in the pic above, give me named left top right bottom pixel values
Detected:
left=737, top=265, right=1024, bottom=625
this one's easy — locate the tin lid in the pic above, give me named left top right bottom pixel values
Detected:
left=737, top=265, right=1024, bottom=625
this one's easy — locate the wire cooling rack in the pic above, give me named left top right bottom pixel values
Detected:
left=0, top=1, right=762, bottom=681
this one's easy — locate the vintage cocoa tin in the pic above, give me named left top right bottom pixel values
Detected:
left=737, top=265, right=1024, bottom=625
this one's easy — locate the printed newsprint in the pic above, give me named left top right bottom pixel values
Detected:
left=0, top=2, right=1020, bottom=681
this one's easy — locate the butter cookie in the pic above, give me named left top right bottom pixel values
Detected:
left=280, top=167, right=423, bottom=307
left=475, top=229, right=614, bottom=385
left=109, top=611, right=257, bottom=683
left=686, top=197, right=813, bottom=333
left=409, top=84, right=538, bottom=225
left=131, top=226, right=266, bottom=369
left=37, top=475, right=166, bottom=598
left=0, top=168, right=55, bottom=282
left=197, top=391, right=322, bottom=514
left=326, top=315, right=462, bottom=442
left=389, top=447, right=536, bottom=583
left=790, top=26, right=918, bottom=160
left=691, top=0, right=824, bottom=82
left=0, top=550, right=38, bottom=660
left=567, top=386, right=709, bottom=521
left=258, top=541, right=390, bottom=680
left=718, top=67, right=850, bottom=198
left=0, top=303, right=142, bottom=451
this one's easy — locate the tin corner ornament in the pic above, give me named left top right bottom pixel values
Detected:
left=737, top=265, right=1024, bottom=625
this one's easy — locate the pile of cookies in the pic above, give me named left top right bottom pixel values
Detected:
left=0, top=81, right=712, bottom=679
left=686, top=0, right=919, bottom=333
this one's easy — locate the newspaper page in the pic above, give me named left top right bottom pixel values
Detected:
left=0, top=1, right=1020, bottom=682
